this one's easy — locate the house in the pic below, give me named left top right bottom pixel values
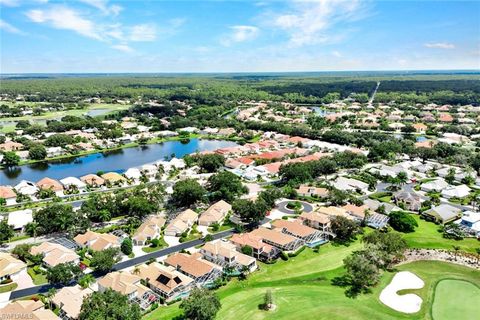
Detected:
left=394, top=191, right=422, bottom=211
left=250, top=227, right=304, bottom=252
left=342, top=204, right=371, bottom=221
left=299, top=211, right=331, bottom=230
left=332, top=177, right=369, bottom=193
left=0, top=186, right=16, bottom=205
left=296, top=185, right=329, bottom=198
left=423, top=204, right=462, bottom=224
left=0, top=252, right=27, bottom=282
left=459, top=211, right=480, bottom=233
left=46, top=146, right=64, bottom=158
left=0, top=141, right=23, bottom=152
left=316, top=206, right=350, bottom=219
left=412, top=123, right=428, bottom=134
left=98, top=271, right=156, bottom=308
left=60, top=177, right=87, bottom=192
left=363, top=199, right=401, bottom=214
left=421, top=178, right=449, bottom=192
left=124, top=168, right=142, bottom=181
left=271, top=219, right=327, bottom=246
left=132, top=215, right=166, bottom=246
left=0, top=300, right=59, bottom=320
left=52, top=285, right=93, bottom=320
left=80, top=174, right=105, bottom=187
left=198, top=200, right=232, bottom=226
left=164, top=253, right=222, bottom=285
left=36, top=177, right=64, bottom=196
left=73, top=230, right=120, bottom=251
left=101, top=172, right=127, bottom=184
left=200, top=240, right=257, bottom=272
left=30, top=242, right=80, bottom=268
left=137, top=262, right=194, bottom=302
left=441, top=185, right=471, bottom=199
left=7, top=209, right=33, bottom=232
left=14, top=180, right=38, bottom=196
left=164, top=209, right=198, bottom=236
left=230, top=233, right=280, bottom=261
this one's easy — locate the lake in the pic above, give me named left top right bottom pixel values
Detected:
left=1, top=139, right=238, bottom=185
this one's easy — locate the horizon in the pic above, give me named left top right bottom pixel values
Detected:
left=1, top=0, right=479, bottom=73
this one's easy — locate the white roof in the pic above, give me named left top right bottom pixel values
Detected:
left=441, top=185, right=471, bottom=198
left=8, top=209, right=33, bottom=229
left=60, top=177, right=87, bottom=188
left=461, top=211, right=480, bottom=224
left=124, top=168, right=142, bottom=179
left=14, top=180, right=38, bottom=195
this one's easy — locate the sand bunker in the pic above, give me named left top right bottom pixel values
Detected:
left=379, top=271, right=424, bottom=314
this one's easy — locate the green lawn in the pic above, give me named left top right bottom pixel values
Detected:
left=27, top=267, right=48, bottom=285
left=0, top=282, right=18, bottom=293
left=403, top=215, right=479, bottom=253
left=431, top=279, right=479, bottom=320
left=142, top=238, right=169, bottom=253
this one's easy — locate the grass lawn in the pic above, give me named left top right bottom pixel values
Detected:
left=431, top=279, right=479, bottom=320
left=27, top=267, right=48, bottom=285
left=403, top=215, right=479, bottom=253
left=0, top=282, right=18, bottom=293
left=142, top=238, right=169, bottom=253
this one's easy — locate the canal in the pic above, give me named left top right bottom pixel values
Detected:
left=1, top=139, right=238, bottom=185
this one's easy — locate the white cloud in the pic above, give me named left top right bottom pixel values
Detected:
left=222, top=25, right=259, bottom=46
left=424, top=42, right=455, bottom=49
left=0, top=0, right=20, bottom=7
left=0, top=19, right=25, bottom=34
left=111, top=44, right=134, bottom=53
left=26, top=6, right=102, bottom=40
left=331, top=50, right=342, bottom=57
left=128, top=24, right=156, bottom=41
left=267, top=0, right=369, bottom=47
left=79, top=0, right=122, bottom=16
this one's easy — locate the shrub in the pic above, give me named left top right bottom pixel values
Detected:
left=389, top=211, right=418, bottom=233
left=288, top=246, right=305, bottom=257
left=280, top=251, right=289, bottom=261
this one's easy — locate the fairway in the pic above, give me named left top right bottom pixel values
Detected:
left=431, top=279, right=479, bottom=320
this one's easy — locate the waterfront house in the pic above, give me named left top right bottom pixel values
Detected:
left=0, top=141, right=23, bottom=152
left=74, top=230, right=120, bottom=251
left=0, top=186, right=16, bottom=205
left=137, top=262, right=194, bottom=302
left=80, top=174, right=105, bottom=187
left=52, top=285, right=93, bottom=320
left=101, top=172, right=127, bottom=185
left=132, top=215, right=166, bottom=246
left=36, top=177, right=64, bottom=196
left=60, top=177, right=87, bottom=192
left=198, top=200, right=232, bottom=227
left=14, top=180, right=38, bottom=197
left=30, top=242, right=80, bottom=268
left=0, top=252, right=26, bottom=282
left=124, top=168, right=142, bottom=182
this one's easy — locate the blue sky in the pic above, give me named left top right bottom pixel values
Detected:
left=1, top=0, right=479, bottom=73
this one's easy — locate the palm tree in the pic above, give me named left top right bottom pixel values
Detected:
left=25, top=222, right=41, bottom=243
left=452, top=245, right=461, bottom=261
left=79, top=274, right=95, bottom=289
left=397, top=172, right=408, bottom=186
left=98, top=209, right=111, bottom=222
left=133, top=266, right=140, bottom=275
left=46, top=287, right=57, bottom=310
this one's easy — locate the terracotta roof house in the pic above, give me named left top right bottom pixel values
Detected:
left=80, top=174, right=105, bottom=187
left=0, top=186, right=16, bottom=205
left=198, top=200, right=232, bottom=226
left=250, top=227, right=304, bottom=252
left=271, top=219, right=326, bottom=245
left=423, top=204, right=462, bottom=224
left=164, top=209, right=198, bottom=237
left=438, top=113, right=454, bottom=123
left=0, top=141, right=23, bottom=152
left=0, top=252, right=27, bottom=282
left=0, top=300, right=59, bottom=320
left=98, top=271, right=156, bottom=308
left=101, top=172, right=126, bottom=184
left=316, top=206, right=350, bottom=219
left=415, top=140, right=436, bottom=149
left=299, top=211, right=331, bottom=230
left=412, top=123, right=428, bottom=133
left=73, top=230, right=120, bottom=251
left=52, top=285, right=93, bottom=320
left=200, top=240, right=257, bottom=272
left=164, top=253, right=222, bottom=285
left=296, top=185, right=329, bottom=198
left=36, top=177, right=64, bottom=196
left=137, top=262, right=194, bottom=302
left=132, top=215, right=166, bottom=246
left=342, top=204, right=371, bottom=220
left=394, top=191, right=422, bottom=211
left=30, top=242, right=80, bottom=268
left=230, top=233, right=280, bottom=261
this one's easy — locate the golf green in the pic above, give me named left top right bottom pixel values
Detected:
left=431, top=279, right=479, bottom=320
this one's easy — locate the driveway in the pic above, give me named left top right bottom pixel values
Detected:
left=13, top=269, right=35, bottom=291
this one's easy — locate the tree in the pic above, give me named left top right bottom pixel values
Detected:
left=79, top=289, right=141, bottom=320
left=171, top=179, right=206, bottom=207
left=12, top=244, right=34, bottom=262
left=196, top=154, right=225, bottom=173
left=263, top=290, right=273, bottom=311
left=362, top=230, right=407, bottom=268
left=34, top=203, right=77, bottom=235
left=121, top=238, right=133, bottom=256
left=388, top=211, right=418, bottom=233
left=24, top=222, right=42, bottom=242
left=78, top=274, right=95, bottom=289
left=1, top=151, right=20, bottom=167
left=122, top=196, right=157, bottom=220
left=179, top=287, right=221, bottom=320
left=206, top=171, right=247, bottom=202
left=0, top=220, right=14, bottom=243
left=46, top=262, right=82, bottom=286
left=28, top=144, right=47, bottom=160
left=232, top=199, right=268, bottom=226
left=330, top=216, right=359, bottom=244
left=241, top=245, right=253, bottom=256
left=90, top=248, right=120, bottom=272
left=342, top=250, right=381, bottom=296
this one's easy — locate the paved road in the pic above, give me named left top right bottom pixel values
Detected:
left=9, top=229, right=234, bottom=300
left=276, top=200, right=314, bottom=214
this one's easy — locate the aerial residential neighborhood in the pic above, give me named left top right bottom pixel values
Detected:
left=1, top=0, right=479, bottom=320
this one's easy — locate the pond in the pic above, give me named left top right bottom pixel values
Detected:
left=85, top=108, right=111, bottom=117
left=1, top=139, right=238, bottom=185
left=311, top=107, right=334, bottom=116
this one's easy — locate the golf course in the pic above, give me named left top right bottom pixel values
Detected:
left=144, top=232, right=480, bottom=320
